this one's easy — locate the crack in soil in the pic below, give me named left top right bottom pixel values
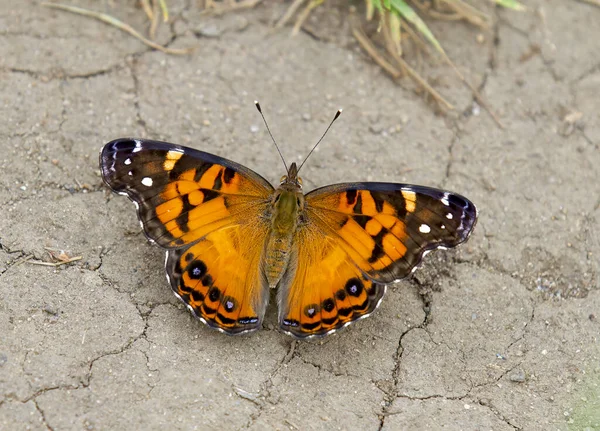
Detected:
left=32, top=397, right=54, bottom=431
left=239, top=339, right=297, bottom=429
left=377, top=292, right=430, bottom=430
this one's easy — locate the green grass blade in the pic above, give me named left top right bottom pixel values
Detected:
left=494, top=0, right=525, bottom=10
left=389, top=0, right=444, bottom=54
left=369, top=0, right=384, bottom=14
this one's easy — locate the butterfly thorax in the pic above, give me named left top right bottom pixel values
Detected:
left=264, top=163, right=305, bottom=288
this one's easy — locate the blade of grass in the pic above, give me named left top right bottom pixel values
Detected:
left=493, top=0, right=526, bottom=11
left=41, top=2, right=193, bottom=55
left=389, top=0, right=445, bottom=54
left=158, top=0, right=169, bottom=21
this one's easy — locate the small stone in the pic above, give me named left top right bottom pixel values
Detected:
left=0, top=353, right=7, bottom=366
left=195, top=23, right=221, bottom=38
left=509, top=370, right=526, bottom=382
left=369, top=123, right=384, bottom=134
left=250, top=125, right=260, bottom=133
left=302, top=113, right=311, bottom=121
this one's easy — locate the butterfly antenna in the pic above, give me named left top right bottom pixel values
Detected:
left=297, top=108, right=342, bottom=173
left=255, top=101, right=288, bottom=172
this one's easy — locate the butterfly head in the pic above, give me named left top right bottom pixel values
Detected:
left=279, top=162, right=303, bottom=190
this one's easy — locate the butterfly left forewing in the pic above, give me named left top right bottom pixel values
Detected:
left=278, top=182, right=477, bottom=338
left=100, top=138, right=274, bottom=248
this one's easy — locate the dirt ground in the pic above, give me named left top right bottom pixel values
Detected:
left=1, top=1, right=599, bottom=430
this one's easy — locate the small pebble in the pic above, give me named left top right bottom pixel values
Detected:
left=369, top=124, right=384, bottom=134
left=510, top=370, right=526, bottom=383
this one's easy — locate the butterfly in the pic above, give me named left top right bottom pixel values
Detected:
left=99, top=106, right=477, bottom=339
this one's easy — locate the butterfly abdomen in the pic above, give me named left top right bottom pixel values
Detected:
left=264, top=189, right=303, bottom=288
left=264, top=234, right=294, bottom=288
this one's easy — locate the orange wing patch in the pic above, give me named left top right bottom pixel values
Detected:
left=305, top=184, right=477, bottom=285
left=167, top=223, right=270, bottom=334
left=155, top=164, right=269, bottom=247
left=278, top=231, right=385, bottom=338
left=306, top=189, right=413, bottom=282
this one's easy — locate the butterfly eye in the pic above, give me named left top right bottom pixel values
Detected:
left=280, top=175, right=287, bottom=184
left=297, top=177, right=303, bottom=186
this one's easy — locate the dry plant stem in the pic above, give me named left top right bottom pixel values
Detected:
left=14, top=255, right=34, bottom=267
left=381, top=14, right=406, bottom=73
left=426, top=9, right=464, bottom=21
left=577, top=0, right=600, bottom=6
left=443, top=54, right=504, bottom=127
left=150, top=0, right=160, bottom=40
left=352, top=27, right=402, bottom=78
left=276, top=0, right=307, bottom=29
left=438, top=0, right=490, bottom=28
left=205, top=0, right=263, bottom=15
left=394, top=54, right=454, bottom=110
left=28, top=256, right=83, bottom=267
left=354, top=24, right=453, bottom=110
left=140, top=0, right=154, bottom=20
left=399, top=16, right=431, bottom=55
left=41, top=2, right=193, bottom=55
left=379, top=16, right=454, bottom=110
left=292, top=0, right=324, bottom=35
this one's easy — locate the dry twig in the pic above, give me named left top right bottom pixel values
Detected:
left=41, top=2, right=194, bottom=55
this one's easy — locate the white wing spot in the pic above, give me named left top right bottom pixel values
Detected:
left=441, top=192, right=450, bottom=206
left=419, top=224, right=431, bottom=234
left=441, top=225, right=446, bottom=229
left=124, top=158, right=132, bottom=165
left=141, top=177, right=153, bottom=187
left=132, top=140, right=143, bottom=153
left=446, top=213, right=453, bottom=220
left=128, top=171, right=133, bottom=176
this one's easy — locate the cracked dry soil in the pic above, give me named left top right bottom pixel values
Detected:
left=1, top=1, right=599, bottom=430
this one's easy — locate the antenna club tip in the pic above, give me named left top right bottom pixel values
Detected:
left=254, top=100, right=262, bottom=113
